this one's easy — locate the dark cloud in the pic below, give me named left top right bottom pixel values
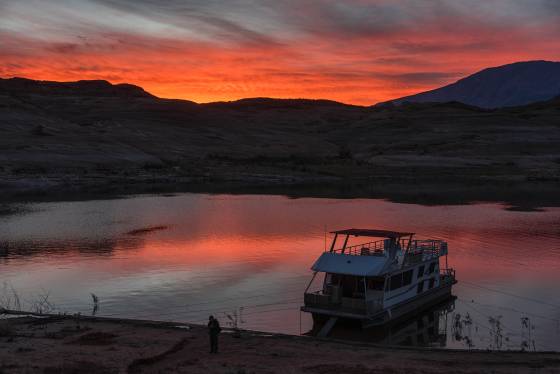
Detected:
left=252, top=67, right=461, bottom=86
left=193, top=15, right=282, bottom=46
left=281, top=1, right=410, bottom=38
left=46, top=43, right=81, bottom=54
left=378, top=71, right=463, bottom=85
left=390, top=40, right=498, bottom=54
left=3, top=1, right=560, bottom=45
left=370, top=56, right=429, bottom=66
left=90, top=0, right=281, bottom=45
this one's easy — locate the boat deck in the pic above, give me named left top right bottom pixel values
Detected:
left=302, top=272, right=457, bottom=326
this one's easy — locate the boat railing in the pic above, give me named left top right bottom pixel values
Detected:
left=404, top=240, right=446, bottom=265
left=366, top=298, right=384, bottom=315
left=440, top=268, right=455, bottom=276
left=332, top=238, right=445, bottom=258
left=304, top=290, right=367, bottom=312
left=331, top=239, right=387, bottom=256
left=304, top=291, right=332, bottom=307
left=411, top=239, right=445, bottom=254
left=439, top=268, right=456, bottom=285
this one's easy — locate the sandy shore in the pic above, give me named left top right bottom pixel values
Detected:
left=0, top=313, right=558, bottom=374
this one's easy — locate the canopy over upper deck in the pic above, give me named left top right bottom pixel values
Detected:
left=330, top=229, right=414, bottom=239
left=312, top=252, right=387, bottom=276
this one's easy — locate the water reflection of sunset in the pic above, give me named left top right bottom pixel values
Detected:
left=1, top=194, right=559, bottom=349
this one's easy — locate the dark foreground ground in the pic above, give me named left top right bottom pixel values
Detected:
left=0, top=315, right=559, bottom=374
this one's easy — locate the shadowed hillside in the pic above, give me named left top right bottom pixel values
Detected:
left=0, top=77, right=154, bottom=98
left=1, top=77, right=559, bottom=199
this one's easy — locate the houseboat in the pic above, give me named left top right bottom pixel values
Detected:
left=301, top=229, right=456, bottom=336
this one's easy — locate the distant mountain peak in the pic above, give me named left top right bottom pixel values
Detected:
left=0, top=77, right=155, bottom=98
left=386, top=60, right=560, bottom=109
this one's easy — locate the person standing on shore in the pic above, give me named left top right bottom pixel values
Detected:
left=208, top=315, right=221, bottom=353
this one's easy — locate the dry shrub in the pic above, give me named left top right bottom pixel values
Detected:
left=0, top=282, right=21, bottom=311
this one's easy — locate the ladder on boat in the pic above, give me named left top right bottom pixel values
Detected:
left=317, top=317, right=338, bottom=338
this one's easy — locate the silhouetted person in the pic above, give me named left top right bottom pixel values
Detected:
left=208, top=315, right=221, bottom=353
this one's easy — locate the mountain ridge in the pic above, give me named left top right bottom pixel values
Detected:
left=0, top=77, right=363, bottom=108
left=387, top=60, right=560, bottom=108
left=0, top=77, right=155, bottom=98
left=5, top=64, right=560, bottom=109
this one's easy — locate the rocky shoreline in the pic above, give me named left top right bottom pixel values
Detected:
left=1, top=169, right=559, bottom=213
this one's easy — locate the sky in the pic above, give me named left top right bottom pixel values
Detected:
left=1, top=0, right=559, bottom=105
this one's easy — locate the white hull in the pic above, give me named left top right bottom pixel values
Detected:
left=303, top=280, right=455, bottom=328
left=363, top=280, right=455, bottom=327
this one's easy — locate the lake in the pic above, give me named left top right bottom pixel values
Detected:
left=1, top=193, right=559, bottom=351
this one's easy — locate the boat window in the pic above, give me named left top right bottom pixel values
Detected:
left=367, top=277, right=385, bottom=291
left=429, top=278, right=435, bottom=289
left=417, top=265, right=425, bottom=279
left=429, top=262, right=437, bottom=273
left=390, top=273, right=403, bottom=290
left=341, top=275, right=358, bottom=297
left=357, top=277, right=365, bottom=294
left=417, top=281, right=424, bottom=294
left=403, top=270, right=413, bottom=286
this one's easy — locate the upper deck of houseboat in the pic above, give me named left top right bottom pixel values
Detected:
left=314, top=229, right=448, bottom=276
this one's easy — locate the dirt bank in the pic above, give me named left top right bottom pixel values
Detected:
left=0, top=314, right=558, bottom=374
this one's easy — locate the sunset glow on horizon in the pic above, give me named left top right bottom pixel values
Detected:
left=1, top=0, right=560, bottom=105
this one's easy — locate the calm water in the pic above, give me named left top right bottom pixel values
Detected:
left=1, top=193, right=559, bottom=351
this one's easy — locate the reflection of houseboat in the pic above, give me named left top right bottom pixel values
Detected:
left=301, top=229, right=456, bottom=336
left=309, top=297, right=456, bottom=347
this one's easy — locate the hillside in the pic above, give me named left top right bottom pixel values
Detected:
left=0, top=77, right=154, bottom=98
left=1, top=77, right=560, bottom=199
left=389, top=61, right=560, bottom=108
